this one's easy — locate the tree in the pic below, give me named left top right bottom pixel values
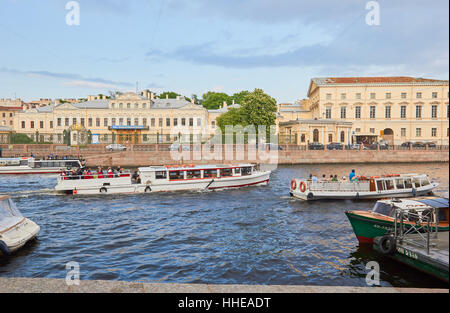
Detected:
left=216, top=108, right=246, bottom=133
left=231, top=90, right=250, bottom=104
left=240, top=88, right=277, bottom=130
left=159, top=91, right=191, bottom=103
left=201, top=92, right=232, bottom=110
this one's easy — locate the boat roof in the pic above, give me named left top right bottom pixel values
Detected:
left=139, top=164, right=255, bottom=171
left=379, top=197, right=449, bottom=210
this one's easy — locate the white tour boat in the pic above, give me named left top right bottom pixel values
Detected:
left=0, top=195, right=40, bottom=255
left=290, top=173, right=439, bottom=201
left=55, top=164, right=271, bottom=195
left=0, top=157, right=82, bottom=175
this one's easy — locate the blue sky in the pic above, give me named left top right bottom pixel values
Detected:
left=0, top=0, right=448, bottom=103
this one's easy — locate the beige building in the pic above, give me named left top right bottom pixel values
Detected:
left=280, top=77, right=449, bottom=145
left=14, top=92, right=211, bottom=144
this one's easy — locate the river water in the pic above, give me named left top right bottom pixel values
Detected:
left=0, top=163, right=448, bottom=288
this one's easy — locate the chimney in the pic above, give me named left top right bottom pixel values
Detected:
left=232, top=100, right=235, bottom=105
left=150, top=92, right=154, bottom=100
left=176, top=95, right=180, bottom=100
left=166, top=94, right=169, bottom=100
left=223, top=101, right=228, bottom=109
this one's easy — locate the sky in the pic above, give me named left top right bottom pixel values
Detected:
left=0, top=0, right=448, bottom=103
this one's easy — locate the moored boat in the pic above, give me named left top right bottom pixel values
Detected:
left=55, top=164, right=271, bottom=195
left=290, top=173, right=438, bottom=201
left=0, top=157, right=82, bottom=175
left=345, top=196, right=449, bottom=244
left=0, top=195, right=40, bottom=255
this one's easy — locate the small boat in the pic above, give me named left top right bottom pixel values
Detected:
left=345, top=196, right=449, bottom=244
left=0, top=157, right=82, bottom=175
left=290, top=173, right=438, bottom=201
left=0, top=195, right=40, bottom=255
left=55, top=164, right=271, bottom=195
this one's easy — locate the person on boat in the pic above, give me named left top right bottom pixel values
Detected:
left=97, top=167, right=104, bottom=179
left=107, top=167, right=114, bottom=178
left=132, top=171, right=139, bottom=183
left=311, top=174, right=318, bottom=183
left=332, top=175, right=338, bottom=182
left=322, top=174, right=327, bottom=181
left=349, top=169, right=356, bottom=181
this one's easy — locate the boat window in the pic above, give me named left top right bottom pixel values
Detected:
left=20, top=160, right=28, bottom=166
left=186, top=170, right=201, bottom=179
left=404, top=179, right=413, bottom=188
left=376, top=180, right=385, bottom=191
left=395, top=179, right=405, bottom=189
left=413, top=177, right=421, bottom=188
left=242, top=167, right=252, bottom=176
left=420, top=178, right=430, bottom=186
left=373, top=202, right=393, bottom=216
left=169, top=171, right=185, bottom=180
left=155, top=171, right=167, bottom=179
left=385, top=180, right=395, bottom=190
left=438, top=209, right=448, bottom=222
left=204, top=169, right=218, bottom=178
left=234, top=168, right=241, bottom=175
left=220, top=168, right=233, bottom=177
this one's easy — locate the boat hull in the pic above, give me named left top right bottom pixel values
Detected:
left=345, top=211, right=449, bottom=244
left=0, top=218, right=40, bottom=255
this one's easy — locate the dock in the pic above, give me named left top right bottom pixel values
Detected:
left=0, top=278, right=448, bottom=293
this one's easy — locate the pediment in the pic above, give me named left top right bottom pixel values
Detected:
left=115, top=92, right=144, bottom=101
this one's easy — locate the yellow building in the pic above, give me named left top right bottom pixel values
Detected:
left=14, top=92, right=210, bottom=144
left=280, top=77, right=449, bottom=145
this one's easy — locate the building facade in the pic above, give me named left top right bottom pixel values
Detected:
left=279, top=77, right=449, bottom=145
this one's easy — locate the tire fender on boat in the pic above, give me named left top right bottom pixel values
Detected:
left=145, top=186, right=151, bottom=193
left=378, top=235, right=396, bottom=255
left=100, top=187, right=107, bottom=193
left=307, top=192, right=314, bottom=200
left=0, top=240, right=11, bottom=256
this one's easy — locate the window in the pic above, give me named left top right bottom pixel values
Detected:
left=65, top=118, right=69, bottom=126
left=174, top=118, right=178, bottom=126
left=127, top=118, right=131, bottom=126
left=355, top=128, right=361, bottom=133
left=80, top=118, right=85, bottom=126
left=416, top=105, right=422, bottom=118
left=326, top=93, right=332, bottom=100
left=340, top=106, right=346, bottom=119
left=88, top=118, right=93, bottom=127
left=182, top=118, right=186, bottom=126
left=135, top=103, right=139, bottom=109
left=40, top=121, right=44, bottom=128
left=385, top=106, right=391, bottom=119
left=166, top=118, right=170, bottom=127
left=395, top=179, right=405, bottom=189
left=432, top=92, right=438, bottom=99
left=404, top=179, right=412, bottom=188
left=111, top=103, right=115, bottom=109
left=356, top=93, right=361, bottom=100
left=376, top=180, right=385, bottom=191
left=112, top=118, right=116, bottom=126
left=401, top=92, right=407, bottom=99
left=155, top=171, right=167, bottom=179
left=143, top=118, right=147, bottom=126
left=142, top=103, right=147, bottom=109
left=400, top=106, right=407, bottom=119
left=328, top=134, right=333, bottom=142
left=370, top=106, right=376, bottom=119
left=119, top=103, right=123, bottom=109
left=204, top=169, right=218, bottom=178
left=73, top=118, right=77, bottom=125
left=416, top=92, right=422, bottom=99
left=355, top=106, right=361, bottom=119
left=186, top=170, right=201, bottom=179
left=57, top=118, right=62, bottom=127
left=21, top=121, right=25, bottom=128
left=127, top=103, right=131, bottom=109
left=220, top=169, right=233, bottom=177
left=370, top=128, right=375, bottom=134
left=135, top=118, right=139, bottom=126
left=370, top=93, right=376, bottom=99
left=189, top=118, right=194, bottom=126
left=340, top=131, right=345, bottom=143
left=197, top=118, right=201, bottom=126
left=341, top=93, right=346, bottom=100
left=104, top=118, right=108, bottom=127
left=159, top=118, right=163, bottom=127
left=119, top=118, right=123, bottom=125
left=432, top=128, right=437, bottom=137
left=49, top=121, right=53, bottom=129
left=385, top=180, right=395, bottom=190
left=151, top=118, right=155, bottom=127
left=169, top=171, right=185, bottom=180
left=431, top=105, right=438, bottom=118
left=401, top=128, right=406, bottom=137
left=31, top=121, right=35, bottom=128
left=386, top=93, right=391, bottom=99
left=325, top=106, right=331, bottom=119
left=211, top=121, right=216, bottom=128
left=416, top=128, right=421, bottom=137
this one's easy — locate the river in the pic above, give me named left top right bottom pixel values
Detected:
left=0, top=162, right=448, bottom=288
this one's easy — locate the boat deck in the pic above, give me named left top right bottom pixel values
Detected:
left=398, top=232, right=449, bottom=268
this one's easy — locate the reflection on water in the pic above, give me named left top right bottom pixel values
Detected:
left=0, top=163, right=448, bottom=288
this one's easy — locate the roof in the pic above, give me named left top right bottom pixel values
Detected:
left=0, top=106, right=22, bottom=111
left=151, top=98, right=195, bottom=109
left=380, top=196, right=449, bottom=210
left=139, top=164, right=254, bottom=171
left=312, top=77, right=449, bottom=85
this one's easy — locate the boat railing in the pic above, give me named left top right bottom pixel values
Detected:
left=393, top=207, right=439, bottom=255
left=59, top=171, right=131, bottom=181
left=308, top=181, right=370, bottom=192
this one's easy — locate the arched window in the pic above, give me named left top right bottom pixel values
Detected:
left=328, top=134, right=333, bottom=143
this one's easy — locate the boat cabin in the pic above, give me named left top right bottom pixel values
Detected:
left=0, top=158, right=81, bottom=169
left=139, top=164, right=256, bottom=183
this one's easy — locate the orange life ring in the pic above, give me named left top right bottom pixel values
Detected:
left=299, top=181, right=307, bottom=193
left=291, top=179, right=297, bottom=190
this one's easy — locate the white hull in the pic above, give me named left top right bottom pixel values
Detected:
left=0, top=166, right=66, bottom=175
left=291, top=184, right=438, bottom=200
left=0, top=218, right=40, bottom=255
left=56, top=171, right=271, bottom=195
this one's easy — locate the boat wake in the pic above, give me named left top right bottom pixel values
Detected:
left=7, top=189, right=59, bottom=197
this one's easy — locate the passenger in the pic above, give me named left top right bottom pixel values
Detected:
left=311, top=175, right=318, bottom=183
left=349, top=169, right=356, bottom=181
left=342, top=176, right=347, bottom=181
left=107, top=167, right=114, bottom=178
left=332, top=175, right=338, bottom=182
left=322, top=174, right=327, bottom=181
left=132, top=171, right=139, bottom=183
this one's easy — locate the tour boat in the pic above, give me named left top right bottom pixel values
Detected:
left=0, top=195, right=40, bottom=255
left=54, top=164, right=271, bottom=195
left=289, top=173, right=438, bottom=201
left=0, top=157, right=82, bottom=175
left=345, top=196, right=449, bottom=244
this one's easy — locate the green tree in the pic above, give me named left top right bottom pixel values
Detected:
left=159, top=91, right=191, bottom=102
left=240, top=88, right=277, bottom=131
left=216, top=108, right=246, bottom=133
left=231, top=90, right=250, bottom=104
left=201, top=92, right=232, bottom=110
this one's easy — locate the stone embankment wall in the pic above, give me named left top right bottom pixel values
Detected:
left=1, top=144, right=448, bottom=166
